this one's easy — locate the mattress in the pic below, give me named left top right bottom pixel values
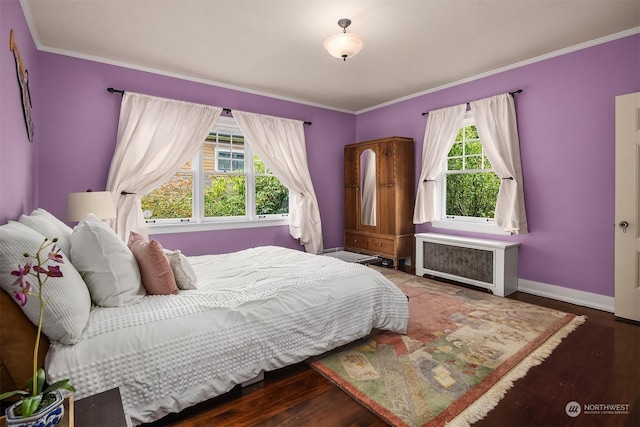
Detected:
left=45, top=246, right=409, bottom=425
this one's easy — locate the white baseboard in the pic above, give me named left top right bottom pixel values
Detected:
left=517, top=279, right=614, bottom=313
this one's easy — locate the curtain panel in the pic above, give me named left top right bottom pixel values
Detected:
left=470, top=93, right=528, bottom=233
left=106, top=92, right=222, bottom=240
left=413, top=104, right=467, bottom=224
left=233, top=111, right=324, bottom=254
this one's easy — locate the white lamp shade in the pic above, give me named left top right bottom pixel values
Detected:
left=324, top=33, right=364, bottom=60
left=67, top=191, right=116, bottom=221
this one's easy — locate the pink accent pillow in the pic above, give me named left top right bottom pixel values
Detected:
left=128, top=232, right=178, bottom=295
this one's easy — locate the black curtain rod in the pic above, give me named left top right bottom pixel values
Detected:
left=221, top=108, right=311, bottom=126
left=421, top=89, right=523, bottom=116
left=107, top=88, right=311, bottom=125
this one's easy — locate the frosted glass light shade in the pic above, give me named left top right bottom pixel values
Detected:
left=67, top=191, right=116, bottom=221
left=324, top=33, right=364, bottom=60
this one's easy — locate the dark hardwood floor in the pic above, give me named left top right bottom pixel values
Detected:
left=146, top=281, right=640, bottom=427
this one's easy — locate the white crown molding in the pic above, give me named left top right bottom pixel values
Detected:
left=518, top=278, right=614, bottom=313
left=356, top=26, right=640, bottom=114
left=19, top=0, right=639, bottom=116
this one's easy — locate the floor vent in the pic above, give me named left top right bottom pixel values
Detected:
left=415, top=233, right=519, bottom=297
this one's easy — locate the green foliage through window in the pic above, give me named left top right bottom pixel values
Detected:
left=446, top=173, right=500, bottom=218
left=204, top=174, right=246, bottom=217
left=142, top=174, right=192, bottom=219
left=444, top=124, right=499, bottom=219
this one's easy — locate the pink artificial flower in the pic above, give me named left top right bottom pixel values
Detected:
left=10, top=262, right=31, bottom=288
left=13, top=283, right=32, bottom=306
left=47, top=246, right=64, bottom=264
left=33, top=265, right=63, bottom=278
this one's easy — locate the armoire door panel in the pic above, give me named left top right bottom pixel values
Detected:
left=378, top=140, right=396, bottom=186
left=344, top=146, right=359, bottom=231
left=344, top=147, right=358, bottom=187
left=378, top=185, right=396, bottom=235
left=345, top=187, right=358, bottom=230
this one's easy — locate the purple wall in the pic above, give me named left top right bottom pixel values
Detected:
left=357, top=34, right=640, bottom=297
left=1, top=0, right=638, bottom=298
left=0, top=0, right=39, bottom=224
left=35, top=53, right=354, bottom=255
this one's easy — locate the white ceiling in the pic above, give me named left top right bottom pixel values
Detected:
left=21, top=0, right=640, bottom=112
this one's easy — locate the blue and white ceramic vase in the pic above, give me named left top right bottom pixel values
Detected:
left=4, top=390, right=64, bottom=427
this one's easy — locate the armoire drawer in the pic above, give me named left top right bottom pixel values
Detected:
left=369, top=237, right=395, bottom=255
left=345, top=232, right=369, bottom=250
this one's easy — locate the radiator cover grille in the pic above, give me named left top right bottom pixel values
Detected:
left=415, top=233, right=519, bottom=297
left=423, top=242, right=493, bottom=284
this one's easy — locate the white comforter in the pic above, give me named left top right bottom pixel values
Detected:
left=45, top=246, right=409, bottom=425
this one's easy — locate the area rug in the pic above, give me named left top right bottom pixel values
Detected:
left=309, top=267, right=585, bottom=427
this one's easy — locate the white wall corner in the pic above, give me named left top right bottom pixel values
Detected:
left=517, top=279, right=614, bottom=313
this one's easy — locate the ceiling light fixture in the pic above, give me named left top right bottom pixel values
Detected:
left=324, top=18, right=363, bottom=61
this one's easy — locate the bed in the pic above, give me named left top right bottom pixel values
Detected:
left=0, top=211, right=409, bottom=426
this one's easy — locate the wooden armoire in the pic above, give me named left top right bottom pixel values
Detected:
left=344, top=136, right=415, bottom=268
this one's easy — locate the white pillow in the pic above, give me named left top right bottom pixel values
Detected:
left=18, top=208, right=73, bottom=258
left=163, top=249, right=198, bottom=290
left=0, top=221, right=90, bottom=344
left=70, top=214, right=145, bottom=307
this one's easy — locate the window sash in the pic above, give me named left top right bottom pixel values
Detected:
left=439, top=115, right=498, bottom=223
left=143, top=117, right=289, bottom=226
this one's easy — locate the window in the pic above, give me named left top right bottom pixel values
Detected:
left=216, top=150, right=244, bottom=172
left=433, top=113, right=506, bottom=235
left=141, top=117, right=290, bottom=233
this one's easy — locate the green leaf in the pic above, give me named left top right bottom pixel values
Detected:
left=20, top=394, right=42, bottom=418
left=44, top=379, right=75, bottom=394
left=0, top=390, right=30, bottom=400
left=36, top=368, right=46, bottom=395
left=26, top=368, right=47, bottom=395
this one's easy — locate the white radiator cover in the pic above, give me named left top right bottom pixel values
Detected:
left=415, top=233, right=519, bottom=297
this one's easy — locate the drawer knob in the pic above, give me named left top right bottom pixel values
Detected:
left=378, top=243, right=382, bottom=247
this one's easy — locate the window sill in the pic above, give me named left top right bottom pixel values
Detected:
left=148, top=218, right=289, bottom=235
left=431, top=219, right=510, bottom=236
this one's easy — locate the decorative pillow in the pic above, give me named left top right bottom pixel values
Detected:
left=0, top=221, right=90, bottom=344
left=70, top=214, right=145, bottom=307
left=128, top=232, right=178, bottom=295
left=18, top=208, right=73, bottom=258
left=163, top=248, right=198, bottom=290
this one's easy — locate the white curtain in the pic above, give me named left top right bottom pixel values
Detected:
left=360, top=149, right=376, bottom=225
left=470, top=93, right=528, bottom=233
left=106, top=92, right=222, bottom=240
left=232, top=111, right=323, bottom=254
left=413, top=104, right=467, bottom=223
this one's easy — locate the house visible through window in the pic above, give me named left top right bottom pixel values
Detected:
left=440, top=114, right=500, bottom=223
left=141, top=117, right=289, bottom=230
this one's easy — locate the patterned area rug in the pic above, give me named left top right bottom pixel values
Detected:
left=309, top=267, right=585, bottom=427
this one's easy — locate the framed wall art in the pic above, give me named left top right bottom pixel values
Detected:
left=9, top=29, right=34, bottom=142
